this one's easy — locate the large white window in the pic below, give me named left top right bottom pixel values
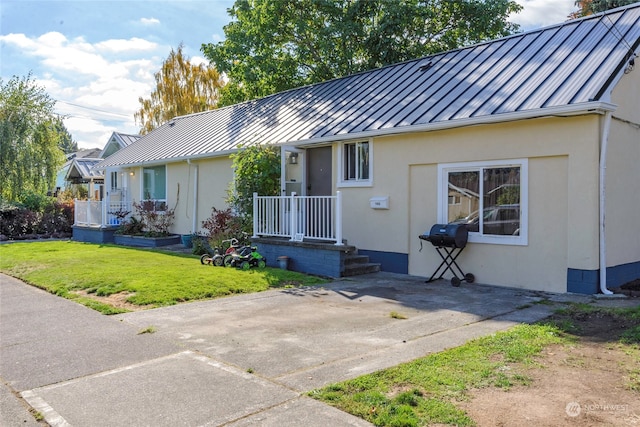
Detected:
left=438, top=159, right=528, bottom=245
left=339, top=140, right=372, bottom=186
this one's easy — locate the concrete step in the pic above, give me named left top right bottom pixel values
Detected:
left=342, top=262, right=381, bottom=276
left=342, top=253, right=381, bottom=276
left=344, top=254, right=370, bottom=265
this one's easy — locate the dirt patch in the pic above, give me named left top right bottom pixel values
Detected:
left=73, top=290, right=152, bottom=312
left=615, top=279, right=640, bottom=297
left=460, top=308, right=640, bottom=426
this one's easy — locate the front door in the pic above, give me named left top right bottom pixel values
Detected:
left=306, top=146, right=332, bottom=196
left=282, top=148, right=304, bottom=196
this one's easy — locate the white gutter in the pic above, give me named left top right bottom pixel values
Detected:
left=93, top=101, right=618, bottom=170
left=599, top=111, right=614, bottom=295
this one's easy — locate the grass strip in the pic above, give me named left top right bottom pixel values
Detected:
left=312, top=303, right=640, bottom=426
left=1, top=241, right=326, bottom=314
left=310, top=323, right=566, bottom=427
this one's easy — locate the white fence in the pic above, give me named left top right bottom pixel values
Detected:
left=252, top=192, right=343, bottom=245
left=74, top=200, right=133, bottom=227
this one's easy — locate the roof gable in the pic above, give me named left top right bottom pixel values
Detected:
left=66, top=158, right=104, bottom=182
left=100, top=132, right=141, bottom=158
left=97, top=4, right=640, bottom=169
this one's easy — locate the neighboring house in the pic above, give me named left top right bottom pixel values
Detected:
left=54, top=132, right=141, bottom=198
left=92, top=5, right=640, bottom=294
left=53, top=148, right=102, bottom=196
left=65, top=157, right=104, bottom=200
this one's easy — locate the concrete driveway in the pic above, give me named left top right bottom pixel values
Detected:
left=1, top=272, right=593, bottom=426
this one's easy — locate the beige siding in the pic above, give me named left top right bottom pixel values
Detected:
left=606, top=70, right=640, bottom=267
left=154, top=157, right=234, bottom=236
left=337, top=115, right=601, bottom=291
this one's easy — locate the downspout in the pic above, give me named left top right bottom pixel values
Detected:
left=599, top=111, right=613, bottom=295
left=188, top=160, right=198, bottom=234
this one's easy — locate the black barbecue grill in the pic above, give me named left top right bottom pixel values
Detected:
left=419, top=224, right=475, bottom=287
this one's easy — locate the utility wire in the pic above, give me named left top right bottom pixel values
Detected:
left=55, top=100, right=132, bottom=119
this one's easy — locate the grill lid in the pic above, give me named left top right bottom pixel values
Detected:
left=419, top=223, right=468, bottom=248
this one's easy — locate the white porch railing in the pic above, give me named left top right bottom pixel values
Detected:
left=74, top=200, right=133, bottom=228
left=252, top=191, right=343, bottom=245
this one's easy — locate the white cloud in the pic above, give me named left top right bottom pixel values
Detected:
left=1, top=31, right=159, bottom=148
left=510, top=0, right=577, bottom=30
left=140, top=17, right=160, bottom=26
left=190, top=55, right=209, bottom=67
left=95, top=37, right=158, bottom=53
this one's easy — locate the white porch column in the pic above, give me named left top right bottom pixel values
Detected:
left=289, top=192, right=297, bottom=241
left=335, top=191, right=343, bottom=245
left=252, top=192, right=258, bottom=238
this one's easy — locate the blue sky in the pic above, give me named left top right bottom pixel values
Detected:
left=1, top=0, right=577, bottom=149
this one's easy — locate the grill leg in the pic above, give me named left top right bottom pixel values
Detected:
left=425, top=246, right=474, bottom=286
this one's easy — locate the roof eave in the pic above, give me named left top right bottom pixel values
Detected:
left=291, top=101, right=618, bottom=147
left=95, top=101, right=617, bottom=169
left=93, top=149, right=237, bottom=170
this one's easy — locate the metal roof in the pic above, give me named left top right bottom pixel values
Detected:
left=97, top=4, right=640, bottom=169
left=66, top=158, right=104, bottom=181
left=113, top=132, right=141, bottom=147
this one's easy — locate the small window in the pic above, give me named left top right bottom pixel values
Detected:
left=339, top=140, right=372, bottom=186
left=438, top=159, right=527, bottom=245
left=110, top=171, right=122, bottom=191
left=142, top=165, right=167, bottom=210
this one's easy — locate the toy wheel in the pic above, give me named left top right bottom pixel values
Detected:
left=451, top=277, right=461, bottom=287
left=240, top=261, right=250, bottom=270
left=213, top=255, right=224, bottom=267
left=464, top=273, right=475, bottom=283
left=200, top=254, right=211, bottom=265
left=257, top=259, right=266, bottom=268
left=223, top=254, right=233, bottom=267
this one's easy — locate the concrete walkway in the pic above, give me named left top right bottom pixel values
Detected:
left=0, top=271, right=612, bottom=426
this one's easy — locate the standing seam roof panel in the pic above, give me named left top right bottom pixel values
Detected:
left=392, top=48, right=475, bottom=128
left=494, top=23, right=581, bottom=114
left=450, top=34, right=537, bottom=120
left=540, top=19, right=613, bottom=107
left=94, top=4, right=640, bottom=169
left=429, top=38, right=523, bottom=123
left=323, top=61, right=421, bottom=136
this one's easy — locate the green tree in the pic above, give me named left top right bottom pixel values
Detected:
left=53, top=116, right=78, bottom=154
left=202, top=0, right=522, bottom=105
left=135, top=44, right=225, bottom=135
left=0, top=74, right=65, bottom=202
left=570, top=0, right=637, bottom=17
left=227, top=144, right=281, bottom=222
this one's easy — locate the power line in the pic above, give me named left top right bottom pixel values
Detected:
left=55, top=100, right=132, bottom=119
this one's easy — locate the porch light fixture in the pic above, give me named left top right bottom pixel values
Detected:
left=289, top=152, right=298, bottom=164
left=130, top=171, right=135, bottom=176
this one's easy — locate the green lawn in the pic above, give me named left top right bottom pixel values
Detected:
left=309, top=323, right=566, bottom=426
left=310, top=304, right=640, bottom=426
left=0, top=241, right=326, bottom=314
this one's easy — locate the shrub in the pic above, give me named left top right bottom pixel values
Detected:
left=201, top=207, right=245, bottom=248
left=227, top=144, right=280, bottom=221
left=0, top=197, right=73, bottom=239
left=18, top=191, right=55, bottom=213
left=132, top=201, right=175, bottom=237
left=116, top=216, right=144, bottom=235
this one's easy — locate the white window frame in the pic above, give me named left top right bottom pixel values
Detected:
left=338, top=139, right=373, bottom=187
left=437, top=158, right=528, bottom=246
left=110, top=171, right=122, bottom=191
left=140, top=165, right=168, bottom=211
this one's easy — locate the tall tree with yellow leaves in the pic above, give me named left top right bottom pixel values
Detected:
left=135, top=44, right=225, bottom=135
left=570, top=0, right=636, bottom=18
